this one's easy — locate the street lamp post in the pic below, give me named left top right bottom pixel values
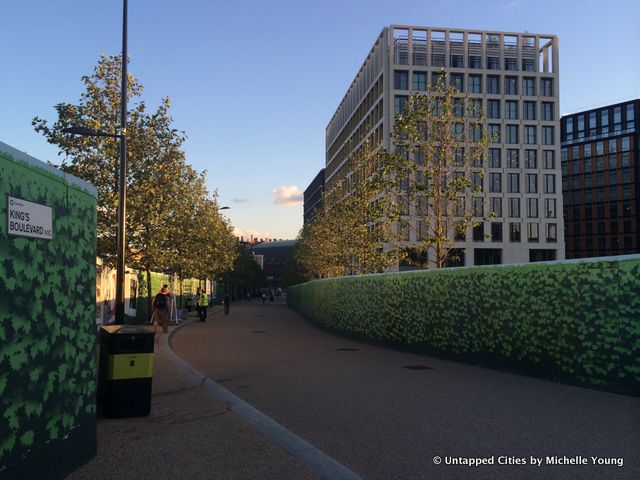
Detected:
left=63, top=0, right=128, bottom=324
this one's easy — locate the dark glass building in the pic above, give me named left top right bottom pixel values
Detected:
left=251, top=240, right=297, bottom=287
left=561, top=99, right=639, bottom=258
left=303, top=169, right=324, bottom=223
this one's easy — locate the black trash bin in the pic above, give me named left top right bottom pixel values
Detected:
left=98, top=325, right=154, bottom=418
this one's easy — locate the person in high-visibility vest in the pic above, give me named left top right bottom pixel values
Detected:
left=197, top=289, right=209, bottom=322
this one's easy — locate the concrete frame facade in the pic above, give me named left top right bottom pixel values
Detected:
left=325, top=25, right=565, bottom=267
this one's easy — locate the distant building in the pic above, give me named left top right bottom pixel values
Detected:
left=326, top=26, right=564, bottom=268
left=303, top=169, right=325, bottom=223
left=251, top=240, right=297, bottom=287
left=561, top=99, right=639, bottom=258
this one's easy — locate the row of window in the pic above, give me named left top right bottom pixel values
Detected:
left=486, top=99, right=554, bottom=120
left=461, top=222, right=558, bottom=243
left=564, top=186, right=635, bottom=204
left=563, top=169, right=634, bottom=189
left=562, top=137, right=633, bottom=162
left=486, top=124, right=555, bottom=145
left=488, top=148, right=556, bottom=169
left=394, top=45, right=544, bottom=74
left=564, top=103, right=636, bottom=141
left=393, top=70, right=554, bottom=96
left=406, top=196, right=558, bottom=219
left=566, top=220, right=635, bottom=236
left=564, top=202, right=635, bottom=220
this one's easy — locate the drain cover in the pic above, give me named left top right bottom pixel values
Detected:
left=337, top=348, right=359, bottom=351
left=253, top=330, right=267, bottom=334
left=403, top=365, right=433, bottom=370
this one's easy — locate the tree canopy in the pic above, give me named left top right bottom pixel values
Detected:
left=33, top=54, right=238, bottom=298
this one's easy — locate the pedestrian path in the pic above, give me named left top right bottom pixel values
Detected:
left=66, top=307, right=322, bottom=480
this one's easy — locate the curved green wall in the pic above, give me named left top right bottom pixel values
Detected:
left=0, top=144, right=97, bottom=479
left=288, top=257, right=640, bottom=396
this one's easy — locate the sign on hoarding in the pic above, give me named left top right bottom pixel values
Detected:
left=7, top=196, right=53, bottom=240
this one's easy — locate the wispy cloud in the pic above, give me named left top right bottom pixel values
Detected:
left=504, top=0, right=528, bottom=8
left=232, top=198, right=249, bottom=203
left=272, top=185, right=303, bottom=206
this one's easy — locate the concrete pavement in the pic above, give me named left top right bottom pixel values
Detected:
left=68, top=298, right=640, bottom=480
left=171, top=297, right=640, bottom=480
left=66, top=307, right=322, bottom=480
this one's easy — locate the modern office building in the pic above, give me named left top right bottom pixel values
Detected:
left=325, top=25, right=565, bottom=267
left=251, top=240, right=297, bottom=287
left=561, top=100, right=639, bottom=258
left=303, top=169, right=325, bottom=223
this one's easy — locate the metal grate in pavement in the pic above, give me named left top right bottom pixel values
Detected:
left=403, top=365, right=433, bottom=370
left=337, top=348, right=359, bottom=352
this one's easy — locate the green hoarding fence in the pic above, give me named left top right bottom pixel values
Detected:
left=287, top=256, right=640, bottom=396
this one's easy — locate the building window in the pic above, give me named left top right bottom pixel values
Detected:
left=526, top=174, right=538, bottom=193
left=542, top=102, right=554, bottom=120
left=489, top=148, right=501, bottom=168
left=524, top=101, right=536, bottom=120
left=540, top=78, right=553, bottom=96
left=522, top=58, right=535, bottom=71
left=506, top=125, right=519, bottom=144
left=473, top=223, right=485, bottom=241
left=505, top=76, right=518, bottom=95
left=565, top=119, right=574, bottom=140
left=509, top=197, right=521, bottom=217
left=543, top=150, right=555, bottom=169
left=505, top=100, right=518, bottom=119
left=487, top=56, right=500, bottom=70
left=450, top=73, right=464, bottom=92
left=472, top=172, right=483, bottom=192
left=508, top=173, right=520, bottom=193
left=524, top=126, right=536, bottom=144
left=545, top=198, right=556, bottom=218
left=474, top=248, right=502, bottom=265
left=468, top=74, right=481, bottom=93
left=469, top=55, right=482, bottom=69
left=509, top=222, right=521, bottom=242
left=487, top=75, right=500, bottom=94
left=491, top=222, right=503, bottom=242
left=394, top=96, right=408, bottom=115
left=507, top=149, right=519, bottom=168
left=542, top=126, right=554, bottom=145
left=450, top=54, right=464, bottom=68
left=527, top=223, right=540, bottom=242
left=488, top=124, right=501, bottom=143
left=601, top=109, right=609, bottom=134
left=490, top=173, right=502, bottom=192
left=529, top=249, right=556, bottom=262
left=527, top=197, right=539, bottom=217
left=626, top=103, right=635, bottom=128
left=412, top=72, right=427, bottom=91
left=547, top=223, right=557, bottom=242
left=523, top=77, right=535, bottom=96
left=589, top=111, right=597, bottom=133
left=544, top=174, right=556, bottom=194
left=490, top=197, right=502, bottom=217
left=394, top=71, right=408, bottom=90
left=505, top=57, right=518, bottom=71
left=525, top=149, right=537, bottom=169
left=487, top=99, right=500, bottom=119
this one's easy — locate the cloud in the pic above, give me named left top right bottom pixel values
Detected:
left=232, top=198, right=249, bottom=203
left=272, top=186, right=303, bottom=206
left=233, top=226, right=272, bottom=241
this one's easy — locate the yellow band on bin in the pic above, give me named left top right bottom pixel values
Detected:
left=107, top=353, right=154, bottom=380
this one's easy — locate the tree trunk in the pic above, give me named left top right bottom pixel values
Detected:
left=146, top=267, right=153, bottom=322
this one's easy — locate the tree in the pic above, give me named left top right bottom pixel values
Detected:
left=295, top=140, right=410, bottom=278
left=33, top=54, right=238, bottom=316
left=391, top=74, right=492, bottom=268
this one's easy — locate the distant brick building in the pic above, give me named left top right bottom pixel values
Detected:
left=561, top=100, right=639, bottom=258
left=250, top=240, right=297, bottom=286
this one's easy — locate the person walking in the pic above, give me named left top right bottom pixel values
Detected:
left=223, top=294, right=231, bottom=315
left=197, top=288, right=209, bottom=322
left=261, top=293, right=266, bottom=304
left=152, top=285, right=171, bottom=333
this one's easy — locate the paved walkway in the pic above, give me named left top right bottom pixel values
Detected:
left=69, top=299, right=639, bottom=480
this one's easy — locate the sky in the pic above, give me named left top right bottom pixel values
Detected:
left=2, top=0, right=638, bottom=240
